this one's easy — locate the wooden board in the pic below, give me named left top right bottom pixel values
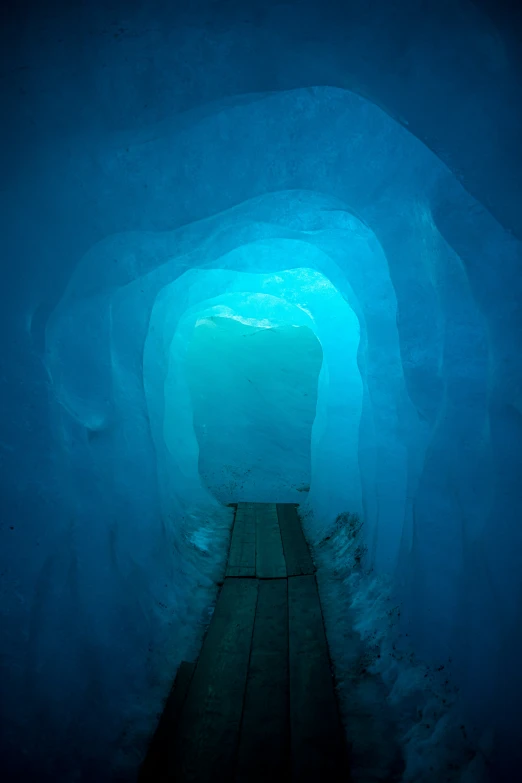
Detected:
left=235, top=578, right=290, bottom=782
left=288, top=575, right=349, bottom=782
left=255, top=503, right=287, bottom=579
left=226, top=503, right=256, bottom=577
left=138, top=661, right=195, bottom=782
left=277, top=504, right=315, bottom=576
left=169, top=578, right=258, bottom=782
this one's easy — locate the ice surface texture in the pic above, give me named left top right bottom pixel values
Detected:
left=2, top=4, right=522, bottom=781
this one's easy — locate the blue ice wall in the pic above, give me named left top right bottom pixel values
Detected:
left=186, top=317, right=323, bottom=501
left=1, top=2, right=522, bottom=781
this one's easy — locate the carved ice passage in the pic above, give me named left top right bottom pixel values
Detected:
left=2, top=60, right=522, bottom=783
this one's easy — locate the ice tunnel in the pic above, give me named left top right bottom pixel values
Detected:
left=2, top=1, right=522, bottom=782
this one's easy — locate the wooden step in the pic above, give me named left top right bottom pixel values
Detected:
left=277, top=503, right=315, bottom=576
left=226, top=503, right=256, bottom=577
left=169, top=578, right=258, bottom=782
left=255, top=503, right=287, bottom=579
left=235, top=578, right=290, bottom=782
left=288, top=574, right=349, bottom=781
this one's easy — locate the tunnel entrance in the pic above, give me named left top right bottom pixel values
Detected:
left=185, top=314, right=323, bottom=503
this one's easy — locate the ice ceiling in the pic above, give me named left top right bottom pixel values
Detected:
left=2, top=1, right=522, bottom=782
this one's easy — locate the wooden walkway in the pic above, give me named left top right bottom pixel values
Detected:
left=139, top=503, right=349, bottom=782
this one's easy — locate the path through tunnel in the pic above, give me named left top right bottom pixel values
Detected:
left=2, top=3, right=522, bottom=783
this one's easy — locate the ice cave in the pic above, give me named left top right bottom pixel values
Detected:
left=1, top=1, right=522, bottom=781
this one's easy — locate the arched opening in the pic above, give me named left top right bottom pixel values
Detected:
left=186, top=315, right=323, bottom=503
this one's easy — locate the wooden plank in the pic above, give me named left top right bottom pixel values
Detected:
left=277, top=504, right=315, bottom=576
left=226, top=565, right=255, bottom=578
left=255, top=503, right=287, bottom=579
left=226, top=503, right=256, bottom=577
left=235, top=579, right=290, bottom=782
left=288, top=575, right=349, bottom=782
left=138, top=661, right=195, bottom=782
left=169, top=578, right=258, bottom=782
